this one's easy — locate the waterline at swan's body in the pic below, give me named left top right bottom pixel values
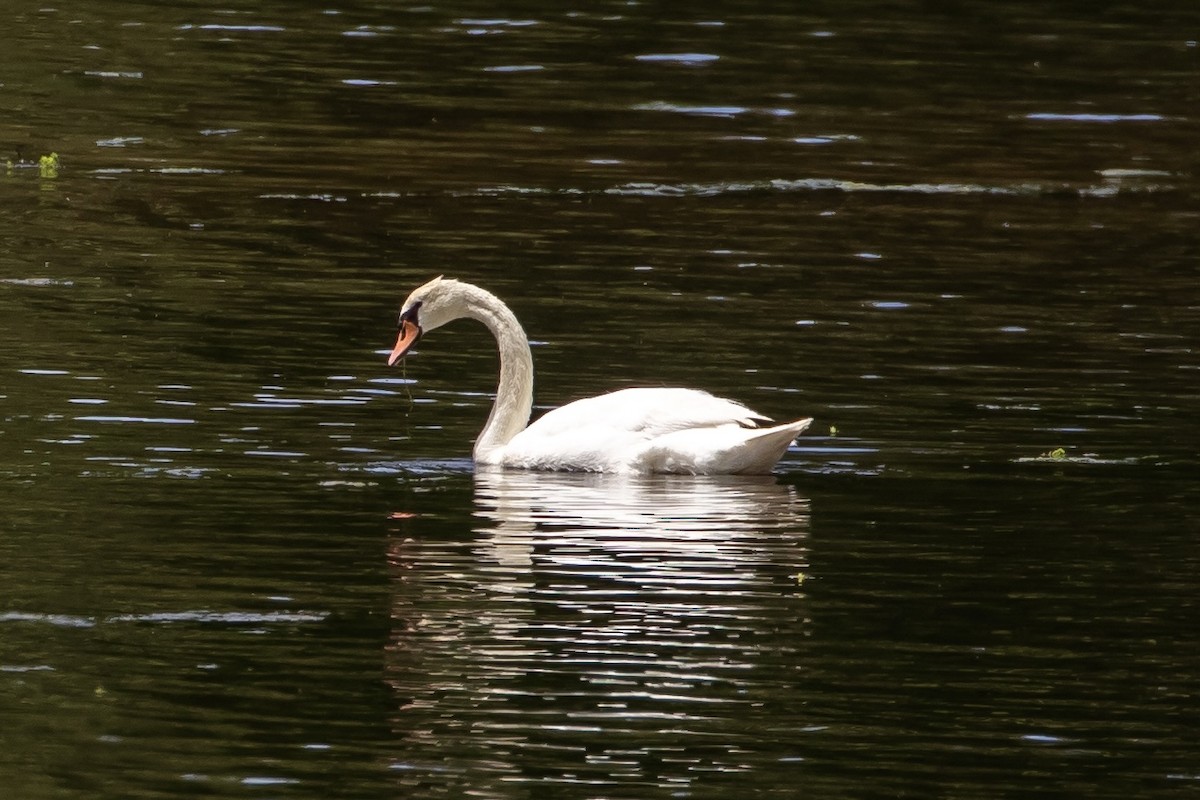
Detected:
left=387, top=277, right=813, bottom=474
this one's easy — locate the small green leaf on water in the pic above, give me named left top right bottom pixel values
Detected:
left=1043, top=447, right=1066, bottom=460
left=828, top=425, right=838, bottom=436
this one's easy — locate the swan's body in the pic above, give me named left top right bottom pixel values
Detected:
left=387, top=277, right=812, bottom=474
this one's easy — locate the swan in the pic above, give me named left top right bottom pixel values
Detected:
left=386, top=277, right=813, bottom=474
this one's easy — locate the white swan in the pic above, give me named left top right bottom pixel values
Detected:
left=386, top=277, right=813, bottom=474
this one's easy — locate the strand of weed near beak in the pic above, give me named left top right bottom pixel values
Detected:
left=401, top=358, right=415, bottom=416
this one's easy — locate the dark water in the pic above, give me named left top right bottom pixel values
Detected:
left=3, top=2, right=1199, bottom=797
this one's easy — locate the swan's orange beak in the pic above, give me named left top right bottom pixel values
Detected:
left=387, top=320, right=421, bottom=366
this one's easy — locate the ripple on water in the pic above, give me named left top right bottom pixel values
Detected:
left=74, top=415, right=196, bottom=424
left=177, top=23, right=287, bottom=32
left=632, top=100, right=792, bottom=117
left=633, top=52, right=721, bottom=65
left=482, top=65, right=545, bottom=73
left=1025, top=112, right=1165, bottom=122
left=427, top=176, right=1178, bottom=200
left=0, top=610, right=329, bottom=627
left=2, top=278, right=74, bottom=287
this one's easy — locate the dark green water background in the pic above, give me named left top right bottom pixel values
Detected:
left=3, top=2, right=1198, bottom=797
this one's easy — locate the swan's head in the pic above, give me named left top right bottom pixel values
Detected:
left=387, top=275, right=460, bottom=366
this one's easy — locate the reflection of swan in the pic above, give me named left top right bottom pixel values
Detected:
left=385, top=471, right=813, bottom=792
left=386, top=277, right=813, bottom=474
left=471, top=467, right=811, bottom=577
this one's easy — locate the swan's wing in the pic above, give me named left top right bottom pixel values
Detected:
left=525, top=387, right=771, bottom=439
left=496, top=387, right=810, bottom=473
left=637, top=416, right=813, bottom=474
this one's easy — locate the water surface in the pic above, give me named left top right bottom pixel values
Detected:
left=2, top=1, right=1198, bottom=797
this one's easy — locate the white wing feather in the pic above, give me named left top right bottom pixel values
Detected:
left=526, top=388, right=765, bottom=436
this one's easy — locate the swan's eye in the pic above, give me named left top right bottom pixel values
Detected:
left=399, top=300, right=422, bottom=327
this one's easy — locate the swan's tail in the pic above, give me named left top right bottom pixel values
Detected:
left=732, top=417, right=813, bottom=474
left=640, top=416, right=814, bottom=474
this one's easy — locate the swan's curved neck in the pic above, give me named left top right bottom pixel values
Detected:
left=455, top=283, right=533, bottom=461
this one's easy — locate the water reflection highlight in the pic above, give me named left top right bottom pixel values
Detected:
left=385, top=470, right=812, bottom=793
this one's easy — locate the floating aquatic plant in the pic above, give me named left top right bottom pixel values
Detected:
left=39, top=152, right=60, bottom=179
left=1015, top=446, right=1070, bottom=464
